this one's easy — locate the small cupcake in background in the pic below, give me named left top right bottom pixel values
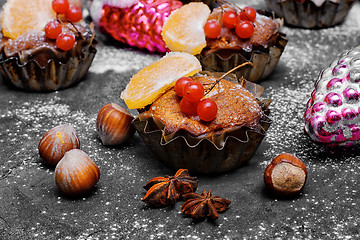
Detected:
left=0, top=0, right=97, bottom=91
left=161, top=2, right=287, bottom=83
left=265, top=0, right=355, bottom=29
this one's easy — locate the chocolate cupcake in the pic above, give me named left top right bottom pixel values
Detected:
left=197, top=6, right=287, bottom=83
left=132, top=71, right=271, bottom=174
left=265, top=0, right=355, bottom=28
left=0, top=0, right=97, bottom=91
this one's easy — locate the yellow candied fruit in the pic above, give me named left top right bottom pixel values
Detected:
left=121, top=52, right=202, bottom=109
left=1, top=0, right=56, bottom=39
left=161, top=2, right=210, bottom=55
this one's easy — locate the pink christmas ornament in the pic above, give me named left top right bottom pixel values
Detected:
left=89, top=0, right=183, bottom=52
left=304, top=46, right=360, bottom=147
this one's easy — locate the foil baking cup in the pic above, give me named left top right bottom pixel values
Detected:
left=132, top=72, right=272, bottom=175
left=265, top=0, right=355, bottom=28
left=197, top=11, right=287, bottom=83
left=0, top=40, right=97, bottom=92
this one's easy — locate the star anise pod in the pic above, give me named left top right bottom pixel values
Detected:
left=142, top=169, right=198, bottom=207
left=181, top=189, right=231, bottom=220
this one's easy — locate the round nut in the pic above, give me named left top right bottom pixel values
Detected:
left=38, top=124, right=80, bottom=166
left=55, top=149, right=100, bottom=196
left=264, top=153, right=307, bottom=196
left=96, top=103, right=135, bottom=146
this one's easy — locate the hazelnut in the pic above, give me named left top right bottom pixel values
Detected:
left=55, top=149, right=100, bottom=196
left=38, top=124, right=80, bottom=166
left=264, top=153, right=307, bottom=196
left=96, top=103, right=135, bottom=146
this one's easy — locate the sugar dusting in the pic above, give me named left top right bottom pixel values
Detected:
left=89, top=42, right=160, bottom=74
left=1, top=1, right=360, bottom=239
left=252, top=14, right=360, bottom=239
left=0, top=94, right=150, bottom=239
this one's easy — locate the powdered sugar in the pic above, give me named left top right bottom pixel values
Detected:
left=2, top=1, right=360, bottom=240
left=251, top=13, right=360, bottom=238
left=90, top=42, right=160, bottom=74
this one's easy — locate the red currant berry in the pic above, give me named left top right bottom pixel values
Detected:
left=235, top=21, right=254, bottom=39
left=239, top=7, right=257, bottom=22
left=222, top=11, right=240, bottom=29
left=56, top=33, right=76, bottom=51
left=45, top=21, right=62, bottom=39
left=175, top=77, right=192, bottom=97
left=204, top=20, right=221, bottom=39
left=197, top=99, right=218, bottom=122
left=180, top=98, right=198, bottom=115
left=65, top=6, right=83, bottom=22
left=52, top=0, right=70, bottom=14
left=183, top=81, right=204, bottom=103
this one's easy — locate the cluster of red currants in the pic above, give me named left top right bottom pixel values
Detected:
left=175, top=77, right=218, bottom=122
left=45, top=0, right=83, bottom=51
left=204, top=6, right=257, bottom=39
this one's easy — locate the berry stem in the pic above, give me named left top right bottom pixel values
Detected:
left=216, top=0, right=256, bottom=26
left=204, top=62, right=254, bottom=96
left=56, top=13, right=83, bottom=39
left=217, top=0, right=241, bottom=12
left=68, top=21, right=83, bottom=39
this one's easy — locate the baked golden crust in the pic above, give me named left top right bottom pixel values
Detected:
left=143, top=75, right=263, bottom=136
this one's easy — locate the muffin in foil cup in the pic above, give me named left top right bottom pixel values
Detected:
left=265, top=0, right=355, bottom=28
left=0, top=26, right=97, bottom=92
left=197, top=11, right=287, bottom=83
left=132, top=72, right=272, bottom=175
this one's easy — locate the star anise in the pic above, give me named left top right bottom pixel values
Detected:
left=181, top=189, right=231, bottom=220
left=142, top=169, right=198, bottom=207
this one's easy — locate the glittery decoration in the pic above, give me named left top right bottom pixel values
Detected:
left=304, top=46, right=360, bottom=147
left=97, top=0, right=183, bottom=52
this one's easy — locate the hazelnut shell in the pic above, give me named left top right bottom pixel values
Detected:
left=55, top=149, right=100, bottom=196
left=96, top=103, right=135, bottom=146
left=38, top=124, right=80, bottom=166
left=264, top=153, right=307, bottom=196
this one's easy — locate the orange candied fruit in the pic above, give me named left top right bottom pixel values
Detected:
left=1, top=0, right=56, bottom=39
left=121, top=52, right=202, bottom=109
left=161, top=2, right=210, bottom=55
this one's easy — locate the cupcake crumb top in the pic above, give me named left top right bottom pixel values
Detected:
left=144, top=75, right=263, bottom=136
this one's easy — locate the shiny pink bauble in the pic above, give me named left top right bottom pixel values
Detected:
left=98, top=0, right=183, bottom=52
left=304, top=46, right=360, bottom=146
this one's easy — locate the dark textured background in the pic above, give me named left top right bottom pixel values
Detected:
left=1, top=0, right=360, bottom=239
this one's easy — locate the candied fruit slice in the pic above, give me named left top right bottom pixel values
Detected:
left=1, top=0, right=56, bottom=39
left=161, top=2, right=210, bottom=55
left=121, top=52, right=202, bottom=109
